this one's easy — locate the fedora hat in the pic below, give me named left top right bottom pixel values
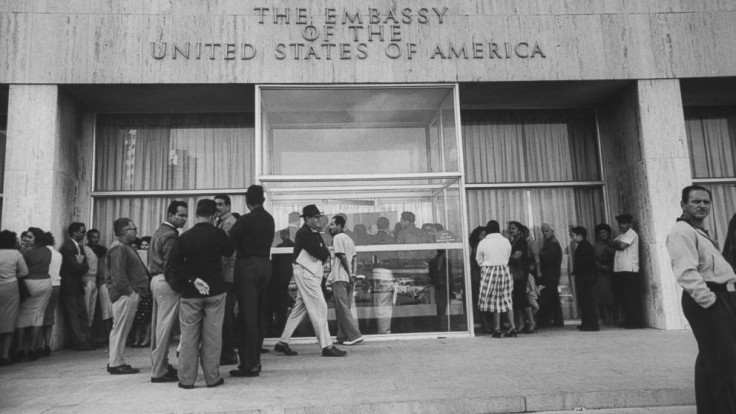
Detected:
left=300, top=204, right=322, bottom=218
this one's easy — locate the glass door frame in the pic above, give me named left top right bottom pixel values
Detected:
left=255, top=83, right=475, bottom=341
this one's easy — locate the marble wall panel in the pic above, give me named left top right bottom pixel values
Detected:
left=1, top=2, right=735, bottom=84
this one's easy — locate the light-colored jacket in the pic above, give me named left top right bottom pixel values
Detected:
left=666, top=220, right=736, bottom=308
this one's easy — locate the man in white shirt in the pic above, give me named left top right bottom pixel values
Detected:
left=667, top=185, right=736, bottom=413
left=327, top=215, right=363, bottom=346
left=612, top=213, right=642, bottom=329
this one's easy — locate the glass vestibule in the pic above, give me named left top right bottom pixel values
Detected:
left=258, top=85, right=470, bottom=337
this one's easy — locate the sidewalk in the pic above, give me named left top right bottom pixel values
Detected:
left=0, top=326, right=696, bottom=414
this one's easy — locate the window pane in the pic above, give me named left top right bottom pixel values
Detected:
left=266, top=181, right=467, bottom=335
left=702, top=184, right=736, bottom=246
left=261, top=87, right=459, bottom=175
left=462, top=109, right=600, bottom=183
left=685, top=107, right=736, bottom=179
left=93, top=195, right=247, bottom=246
left=466, top=187, right=606, bottom=319
left=96, top=114, right=254, bottom=191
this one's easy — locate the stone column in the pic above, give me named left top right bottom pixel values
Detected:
left=3, top=84, right=88, bottom=347
left=598, top=79, right=692, bottom=329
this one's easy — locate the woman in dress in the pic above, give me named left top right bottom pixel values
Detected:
left=0, top=230, right=29, bottom=366
left=16, top=227, right=53, bottom=362
left=476, top=220, right=515, bottom=338
left=469, top=226, right=490, bottom=333
left=39, top=232, right=62, bottom=357
left=593, top=223, right=616, bottom=324
left=508, top=221, right=535, bottom=334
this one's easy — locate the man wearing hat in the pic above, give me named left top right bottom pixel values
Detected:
left=229, top=185, right=276, bottom=377
left=274, top=204, right=347, bottom=357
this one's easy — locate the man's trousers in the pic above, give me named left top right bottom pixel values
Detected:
left=613, top=271, right=643, bottom=328
left=82, top=276, right=98, bottom=328
left=682, top=289, right=736, bottom=414
left=179, top=293, right=226, bottom=387
left=61, top=290, right=91, bottom=346
left=331, top=281, right=361, bottom=342
left=108, top=292, right=139, bottom=367
left=220, top=282, right=237, bottom=361
left=150, top=274, right=180, bottom=378
left=279, top=264, right=332, bottom=348
left=234, top=257, right=271, bottom=372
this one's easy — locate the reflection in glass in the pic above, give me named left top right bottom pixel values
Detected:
left=266, top=181, right=466, bottom=336
left=261, top=87, right=459, bottom=176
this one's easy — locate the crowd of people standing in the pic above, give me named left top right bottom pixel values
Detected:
left=469, top=214, right=644, bottom=338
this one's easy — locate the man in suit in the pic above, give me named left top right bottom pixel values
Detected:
left=229, top=185, right=275, bottom=377
left=107, top=218, right=150, bottom=375
left=59, top=222, right=94, bottom=350
left=273, top=204, right=346, bottom=358
left=214, top=194, right=239, bottom=366
left=149, top=200, right=188, bottom=383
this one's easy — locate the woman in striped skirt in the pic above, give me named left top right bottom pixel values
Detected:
left=476, top=220, right=516, bottom=338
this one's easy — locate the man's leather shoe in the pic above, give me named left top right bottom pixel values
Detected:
left=178, top=383, right=194, bottom=389
left=220, top=355, right=238, bottom=365
left=229, top=368, right=259, bottom=377
left=260, top=348, right=270, bottom=353
left=207, top=378, right=225, bottom=388
left=167, top=364, right=178, bottom=375
left=151, top=371, right=178, bottom=383
left=107, top=364, right=140, bottom=375
left=321, top=345, right=347, bottom=357
left=274, top=342, right=297, bottom=356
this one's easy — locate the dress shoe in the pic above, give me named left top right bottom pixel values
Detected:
left=274, top=342, right=297, bottom=356
left=207, top=378, right=225, bottom=388
left=0, top=358, right=13, bottom=366
left=229, top=368, right=259, bottom=377
left=43, top=346, right=51, bottom=357
left=220, top=355, right=238, bottom=365
left=321, top=345, right=347, bottom=357
left=503, top=328, right=518, bottom=338
left=27, top=350, right=38, bottom=361
left=178, top=382, right=194, bottom=390
left=491, top=330, right=503, bottom=338
left=167, top=364, right=178, bottom=375
left=151, top=371, right=179, bottom=383
left=12, top=351, right=25, bottom=363
left=343, top=336, right=364, bottom=346
left=107, top=364, right=140, bottom=375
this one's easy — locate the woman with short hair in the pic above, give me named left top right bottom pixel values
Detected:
left=476, top=220, right=516, bottom=338
left=16, top=227, right=53, bottom=362
left=0, top=230, right=29, bottom=366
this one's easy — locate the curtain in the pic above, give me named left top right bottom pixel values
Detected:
left=96, top=114, right=254, bottom=191
left=685, top=108, right=736, bottom=245
left=93, top=195, right=247, bottom=247
left=462, top=109, right=599, bottom=183
left=93, top=113, right=255, bottom=243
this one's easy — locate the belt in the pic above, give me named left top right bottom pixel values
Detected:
left=706, top=281, right=736, bottom=293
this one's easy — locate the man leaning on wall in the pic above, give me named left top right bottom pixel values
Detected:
left=667, top=185, right=736, bottom=413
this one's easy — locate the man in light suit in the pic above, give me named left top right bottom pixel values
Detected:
left=59, top=222, right=94, bottom=350
left=149, top=200, right=188, bottom=383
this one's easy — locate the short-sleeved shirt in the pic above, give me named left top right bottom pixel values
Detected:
left=0, top=249, right=28, bottom=284
left=614, top=228, right=639, bottom=272
left=327, top=232, right=355, bottom=285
